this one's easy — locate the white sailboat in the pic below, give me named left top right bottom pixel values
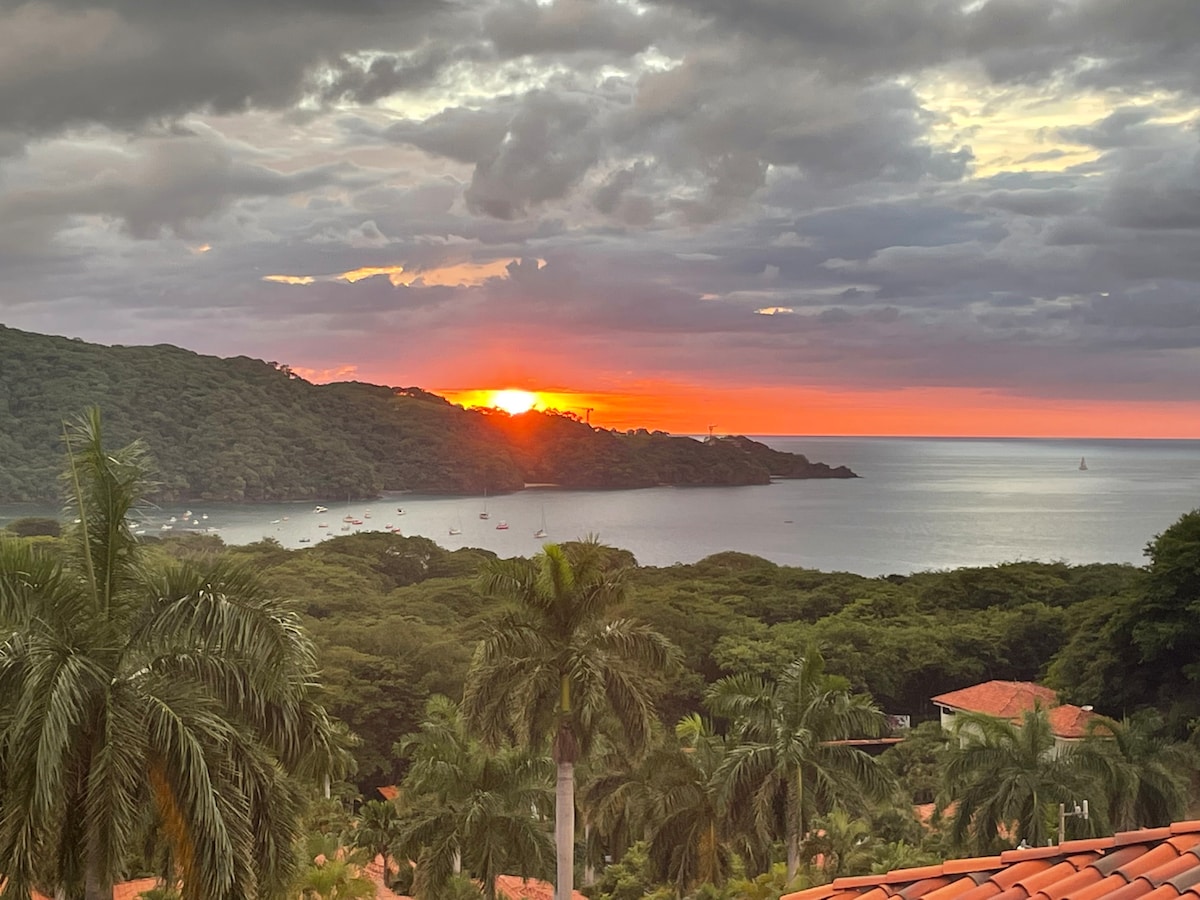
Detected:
left=449, top=511, right=463, bottom=536
left=1079, top=456, right=1088, bottom=471
left=479, top=489, right=490, bottom=520
left=534, top=506, right=548, bottom=539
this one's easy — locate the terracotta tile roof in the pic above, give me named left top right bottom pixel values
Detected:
left=495, top=875, right=587, bottom=900
left=781, top=821, right=1200, bottom=900
left=931, top=681, right=1099, bottom=739
left=378, top=784, right=401, bottom=802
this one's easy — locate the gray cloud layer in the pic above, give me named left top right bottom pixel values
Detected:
left=2, top=0, right=1199, bottom=417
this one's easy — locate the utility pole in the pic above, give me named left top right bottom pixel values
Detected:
left=1058, top=800, right=1089, bottom=844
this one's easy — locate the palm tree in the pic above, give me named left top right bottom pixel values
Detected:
left=801, top=809, right=874, bottom=881
left=645, top=715, right=736, bottom=895
left=0, top=410, right=343, bottom=900
left=294, top=842, right=376, bottom=900
left=396, top=695, right=556, bottom=900
left=1071, top=710, right=1196, bottom=831
left=707, top=652, right=892, bottom=882
left=353, top=799, right=404, bottom=888
left=942, top=706, right=1089, bottom=852
left=462, top=539, right=679, bottom=900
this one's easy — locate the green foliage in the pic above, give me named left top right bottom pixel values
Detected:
left=0, top=325, right=848, bottom=501
left=583, top=842, right=673, bottom=900
left=0, top=410, right=343, bottom=900
left=707, top=651, right=893, bottom=881
left=2, top=515, right=62, bottom=537
left=1049, top=510, right=1200, bottom=732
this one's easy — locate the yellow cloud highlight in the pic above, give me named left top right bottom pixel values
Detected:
left=338, top=265, right=408, bottom=285
left=755, top=307, right=795, bottom=315
left=262, top=274, right=315, bottom=285
left=191, top=243, right=211, bottom=254
left=263, top=259, right=538, bottom=290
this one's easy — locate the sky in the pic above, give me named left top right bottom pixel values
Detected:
left=2, top=0, right=1199, bottom=436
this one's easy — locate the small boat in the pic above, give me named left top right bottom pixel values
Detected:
left=201, top=514, right=208, bottom=520
left=449, top=526, right=462, bottom=535
left=299, top=537, right=311, bottom=543
left=534, top=506, right=548, bottom=539
left=396, top=508, right=406, bottom=515
left=343, top=515, right=355, bottom=522
left=1079, top=457, right=1088, bottom=471
left=168, top=516, right=176, bottom=523
left=318, top=523, right=329, bottom=528
left=270, top=519, right=281, bottom=525
left=183, top=510, right=193, bottom=518
left=479, top=489, right=490, bottom=520
left=314, top=506, right=328, bottom=514
left=160, top=524, right=172, bottom=531
left=495, top=521, right=509, bottom=530
left=351, top=519, right=363, bottom=525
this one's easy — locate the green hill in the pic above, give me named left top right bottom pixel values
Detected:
left=0, top=325, right=855, bottom=502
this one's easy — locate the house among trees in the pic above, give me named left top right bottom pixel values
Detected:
left=932, top=680, right=1100, bottom=754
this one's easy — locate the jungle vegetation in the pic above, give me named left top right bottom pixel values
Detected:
left=0, top=325, right=852, bottom=502
left=2, top=407, right=1197, bottom=900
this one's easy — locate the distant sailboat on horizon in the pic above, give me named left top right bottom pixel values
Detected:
left=534, top=506, right=548, bottom=539
left=449, top=510, right=463, bottom=536
left=479, top=488, right=490, bottom=520
left=1079, top=456, right=1088, bottom=471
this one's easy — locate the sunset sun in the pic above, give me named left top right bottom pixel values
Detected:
left=489, top=389, right=538, bottom=415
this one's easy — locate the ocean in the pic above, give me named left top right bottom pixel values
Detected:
left=3, top=437, right=1198, bottom=577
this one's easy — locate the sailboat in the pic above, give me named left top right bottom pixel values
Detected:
left=479, top=488, right=490, bottom=520
left=534, top=506, right=548, bottom=539
left=1079, top=457, right=1088, bottom=471
left=449, top=511, right=463, bottom=536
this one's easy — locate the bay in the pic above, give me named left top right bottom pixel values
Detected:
left=2, top=436, right=1197, bottom=577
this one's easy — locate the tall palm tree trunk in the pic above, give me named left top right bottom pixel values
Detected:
left=85, top=838, right=112, bottom=900
left=556, top=761, right=575, bottom=900
left=786, top=769, right=805, bottom=882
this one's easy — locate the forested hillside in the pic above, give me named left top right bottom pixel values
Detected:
left=124, top=517, right=1196, bottom=792
left=0, top=325, right=853, bottom=501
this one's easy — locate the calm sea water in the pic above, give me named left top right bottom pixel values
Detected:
left=3, top=437, right=1198, bottom=576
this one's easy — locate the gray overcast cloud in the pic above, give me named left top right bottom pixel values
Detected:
left=1, top=0, right=1199, bottom=430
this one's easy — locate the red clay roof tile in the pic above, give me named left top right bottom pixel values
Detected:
left=1144, top=852, right=1200, bottom=887
left=883, top=867, right=948, bottom=884
left=1117, top=829, right=1175, bottom=847
left=783, top=884, right=842, bottom=900
left=930, top=681, right=1101, bottom=739
left=921, top=876, right=982, bottom=900
left=897, top=878, right=953, bottom=899
left=944, top=858, right=1004, bottom=876
left=1035, top=865, right=1103, bottom=900
left=1171, top=824, right=1200, bottom=835
left=1167, top=864, right=1200, bottom=893
left=992, top=860, right=1056, bottom=888
left=952, top=881, right=1004, bottom=900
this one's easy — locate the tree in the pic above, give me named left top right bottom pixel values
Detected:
left=706, top=651, right=891, bottom=882
left=0, top=410, right=343, bottom=900
left=800, top=809, right=874, bottom=881
left=352, top=800, right=404, bottom=888
left=643, top=715, right=736, bottom=894
left=462, top=539, right=679, bottom=900
left=395, top=696, right=555, bottom=900
left=941, top=707, right=1089, bottom=852
left=1071, top=711, right=1196, bottom=831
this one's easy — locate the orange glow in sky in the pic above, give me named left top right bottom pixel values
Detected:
left=435, top=382, right=1200, bottom=439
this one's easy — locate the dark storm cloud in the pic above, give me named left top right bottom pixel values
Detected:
left=0, top=0, right=450, bottom=134
left=483, top=0, right=665, bottom=57
left=3, top=0, right=1200, bottom=415
left=0, top=132, right=347, bottom=240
